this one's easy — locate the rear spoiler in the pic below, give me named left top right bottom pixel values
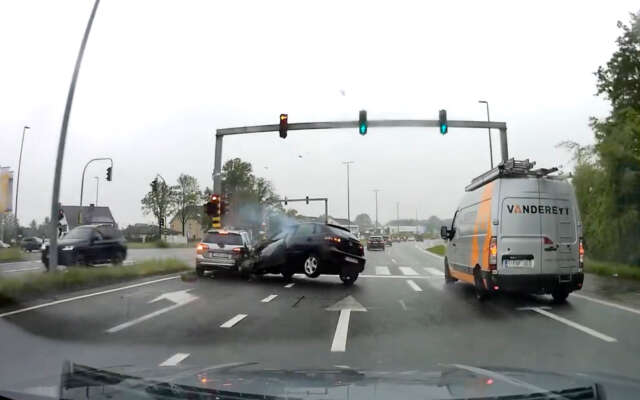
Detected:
left=326, top=223, right=351, bottom=233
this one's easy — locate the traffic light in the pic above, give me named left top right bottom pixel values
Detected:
left=305, top=196, right=309, bottom=205
left=439, top=109, right=448, bottom=134
left=206, top=194, right=220, bottom=217
left=159, top=218, right=165, bottom=228
left=106, top=167, right=112, bottom=181
left=151, top=178, right=158, bottom=193
left=279, top=114, right=288, bottom=139
left=358, top=110, right=367, bottom=135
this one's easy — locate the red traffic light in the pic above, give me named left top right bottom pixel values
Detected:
left=210, top=194, right=218, bottom=201
left=279, top=114, right=288, bottom=139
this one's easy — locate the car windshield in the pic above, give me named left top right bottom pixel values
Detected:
left=3, top=3, right=640, bottom=398
left=203, top=232, right=243, bottom=246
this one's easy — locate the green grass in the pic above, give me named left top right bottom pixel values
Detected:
left=127, top=241, right=193, bottom=249
left=584, top=258, right=640, bottom=280
left=426, top=244, right=446, bottom=256
left=0, top=258, right=190, bottom=306
left=0, top=248, right=26, bottom=263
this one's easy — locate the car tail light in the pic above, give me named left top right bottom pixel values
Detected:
left=196, top=243, right=208, bottom=254
left=579, top=237, right=584, bottom=269
left=324, top=236, right=342, bottom=244
left=489, top=236, right=497, bottom=270
left=543, top=236, right=554, bottom=245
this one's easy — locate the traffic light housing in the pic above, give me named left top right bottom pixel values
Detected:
left=159, top=218, right=165, bottom=228
left=206, top=194, right=220, bottom=217
left=279, top=114, right=288, bottom=139
left=359, top=110, right=367, bottom=135
left=106, top=167, right=112, bottom=181
left=439, top=109, right=448, bottom=134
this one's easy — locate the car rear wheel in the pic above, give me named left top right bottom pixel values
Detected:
left=340, top=273, right=358, bottom=286
left=551, top=289, right=570, bottom=303
left=111, top=251, right=125, bottom=266
left=303, top=254, right=321, bottom=278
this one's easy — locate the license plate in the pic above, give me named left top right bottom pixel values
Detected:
left=345, top=256, right=359, bottom=264
left=209, top=252, right=230, bottom=259
left=504, top=259, right=533, bottom=268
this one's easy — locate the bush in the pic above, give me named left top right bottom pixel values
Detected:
left=157, top=240, right=169, bottom=248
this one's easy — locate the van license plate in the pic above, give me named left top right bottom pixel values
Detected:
left=345, top=256, right=359, bottom=264
left=504, top=259, right=532, bottom=268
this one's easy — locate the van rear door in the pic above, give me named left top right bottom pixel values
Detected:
left=539, top=179, right=578, bottom=276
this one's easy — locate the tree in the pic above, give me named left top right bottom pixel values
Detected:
left=29, top=219, right=37, bottom=235
left=354, top=213, right=372, bottom=229
left=286, top=209, right=298, bottom=217
left=172, top=174, right=202, bottom=236
left=141, top=179, right=176, bottom=236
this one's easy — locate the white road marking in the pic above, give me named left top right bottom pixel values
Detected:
left=398, top=299, right=408, bottom=310
left=0, top=275, right=180, bottom=318
left=375, top=266, right=390, bottom=275
left=522, top=307, right=617, bottom=343
left=261, top=294, right=278, bottom=303
left=330, top=310, right=351, bottom=352
left=359, top=274, right=436, bottom=279
left=572, top=293, right=640, bottom=316
left=220, top=314, right=247, bottom=328
left=391, top=258, right=398, bottom=264
left=399, top=267, right=418, bottom=276
left=2, top=267, right=43, bottom=273
left=425, top=267, right=442, bottom=276
left=159, top=353, right=190, bottom=366
left=406, top=280, right=423, bottom=292
left=284, top=283, right=295, bottom=288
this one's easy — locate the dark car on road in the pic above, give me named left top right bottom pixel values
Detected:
left=196, top=229, right=252, bottom=277
left=42, top=225, right=127, bottom=269
left=252, top=223, right=365, bottom=285
left=367, top=235, right=385, bottom=251
left=20, top=236, right=43, bottom=252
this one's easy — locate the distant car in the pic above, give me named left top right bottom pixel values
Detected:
left=252, top=223, right=365, bottom=286
left=383, top=235, right=392, bottom=246
left=196, top=229, right=253, bottom=277
left=42, top=225, right=127, bottom=269
left=21, top=237, right=43, bottom=252
left=367, top=235, right=385, bottom=251
left=0, top=240, right=10, bottom=249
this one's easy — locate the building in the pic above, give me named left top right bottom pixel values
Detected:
left=387, top=225, right=426, bottom=234
left=169, top=212, right=203, bottom=240
left=60, top=204, right=117, bottom=231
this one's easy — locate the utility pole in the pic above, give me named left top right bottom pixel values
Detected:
left=93, top=176, right=99, bottom=206
left=478, top=100, right=494, bottom=168
left=415, top=208, right=418, bottom=235
left=373, top=189, right=379, bottom=232
left=397, top=202, right=400, bottom=236
left=342, top=161, right=354, bottom=227
left=15, top=125, right=30, bottom=227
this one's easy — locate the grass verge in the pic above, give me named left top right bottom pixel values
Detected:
left=426, top=245, right=446, bottom=256
left=127, top=241, right=194, bottom=249
left=584, top=258, right=640, bottom=280
left=0, top=248, right=26, bottom=263
left=0, top=258, right=190, bottom=307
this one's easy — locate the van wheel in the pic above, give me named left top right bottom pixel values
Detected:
left=444, top=258, right=457, bottom=284
left=473, top=267, right=489, bottom=301
left=551, top=289, right=570, bottom=303
left=303, top=254, right=321, bottom=278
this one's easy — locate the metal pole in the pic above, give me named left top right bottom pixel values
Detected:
left=415, top=208, right=418, bottom=235
left=80, top=157, right=112, bottom=208
left=213, top=135, right=224, bottom=194
left=342, top=161, right=353, bottom=226
left=15, top=125, right=30, bottom=227
left=93, top=176, right=99, bottom=206
left=397, top=202, right=399, bottom=236
left=155, top=174, right=167, bottom=238
left=499, top=128, right=509, bottom=163
left=324, top=199, right=328, bottom=224
left=373, top=190, right=379, bottom=230
left=49, top=0, right=101, bottom=272
left=479, top=100, right=494, bottom=169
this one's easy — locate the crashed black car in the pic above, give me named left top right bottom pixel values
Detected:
left=42, top=225, right=127, bottom=269
left=249, top=223, right=365, bottom=285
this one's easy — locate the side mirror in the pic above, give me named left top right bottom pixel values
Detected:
left=440, top=226, right=449, bottom=240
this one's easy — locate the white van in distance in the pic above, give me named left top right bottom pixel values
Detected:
left=441, top=159, right=584, bottom=302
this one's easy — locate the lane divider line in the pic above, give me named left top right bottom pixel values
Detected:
left=399, top=267, right=418, bottom=276
left=406, top=280, right=423, bottom=292
left=391, top=258, right=398, bottom=264
left=2, top=267, right=43, bottom=273
left=522, top=307, right=617, bottom=343
left=284, top=283, right=295, bottom=288
left=159, top=353, right=190, bottom=366
left=220, top=314, right=247, bottom=328
left=572, top=293, right=640, bottom=316
left=0, top=275, right=180, bottom=318
left=359, top=274, right=437, bottom=279
left=261, top=294, right=278, bottom=303
left=398, top=299, right=408, bottom=310
left=375, top=266, right=390, bottom=275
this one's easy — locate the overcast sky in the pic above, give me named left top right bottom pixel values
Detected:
left=0, top=1, right=636, bottom=227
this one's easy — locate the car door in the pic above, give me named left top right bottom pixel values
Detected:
left=285, top=224, right=316, bottom=265
left=88, top=229, right=107, bottom=263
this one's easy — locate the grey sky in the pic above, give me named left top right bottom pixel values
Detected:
left=0, top=1, right=636, bottom=227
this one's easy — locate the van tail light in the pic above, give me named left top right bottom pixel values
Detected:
left=489, top=236, right=498, bottom=270
left=324, top=236, right=342, bottom=244
left=579, top=238, right=584, bottom=269
left=196, top=243, right=209, bottom=255
left=543, top=236, right=554, bottom=245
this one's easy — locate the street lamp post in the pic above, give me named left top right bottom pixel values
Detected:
left=14, top=125, right=30, bottom=226
left=342, top=161, right=354, bottom=227
left=93, top=176, right=99, bottom=206
left=80, top=157, right=112, bottom=208
left=478, top=100, right=494, bottom=169
left=373, top=189, right=380, bottom=231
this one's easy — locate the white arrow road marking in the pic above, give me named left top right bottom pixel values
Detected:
left=284, top=283, right=295, bottom=288
left=399, top=267, right=418, bottom=276
left=375, top=266, right=390, bottom=275
left=220, top=314, right=247, bottom=328
left=159, top=353, right=190, bottom=366
left=406, top=280, right=423, bottom=292
left=572, top=293, right=640, bottom=316
left=327, top=295, right=367, bottom=352
left=261, top=294, right=278, bottom=303
left=106, top=289, right=198, bottom=333
left=519, top=307, right=617, bottom=343
left=424, top=267, right=442, bottom=276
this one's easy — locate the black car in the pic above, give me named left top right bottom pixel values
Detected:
left=42, top=225, right=127, bottom=269
left=367, top=235, right=385, bottom=250
left=252, top=223, right=365, bottom=285
left=20, top=236, right=43, bottom=252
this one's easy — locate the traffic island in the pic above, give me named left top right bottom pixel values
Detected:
left=426, top=245, right=446, bottom=256
left=0, top=258, right=190, bottom=307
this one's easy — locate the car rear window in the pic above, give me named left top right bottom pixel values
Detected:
left=327, top=226, right=357, bottom=239
left=203, top=232, right=243, bottom=245
left=370, top=236, right=383, bottom=241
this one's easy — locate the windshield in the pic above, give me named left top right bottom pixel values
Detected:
left=2, top=3, right=640, bottom=398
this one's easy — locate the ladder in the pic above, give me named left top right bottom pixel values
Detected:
left=465, top=158, right=558, bottom=192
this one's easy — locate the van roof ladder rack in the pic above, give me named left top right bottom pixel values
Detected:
left=465, top=158, right=558, bottom=192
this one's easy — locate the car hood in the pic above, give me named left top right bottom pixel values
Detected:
left=20, top=361, right=638, bottom=400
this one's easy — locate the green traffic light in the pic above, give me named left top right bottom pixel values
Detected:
left=359, top=123, right=367, bottom=134
left=440, top=124, right=447, bottom=134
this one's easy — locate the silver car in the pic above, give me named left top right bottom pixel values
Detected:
left=195, top=229, right=252, bottom=276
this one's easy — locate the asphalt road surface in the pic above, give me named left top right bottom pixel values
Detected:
left=2, top=241, right=640, bottom=394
